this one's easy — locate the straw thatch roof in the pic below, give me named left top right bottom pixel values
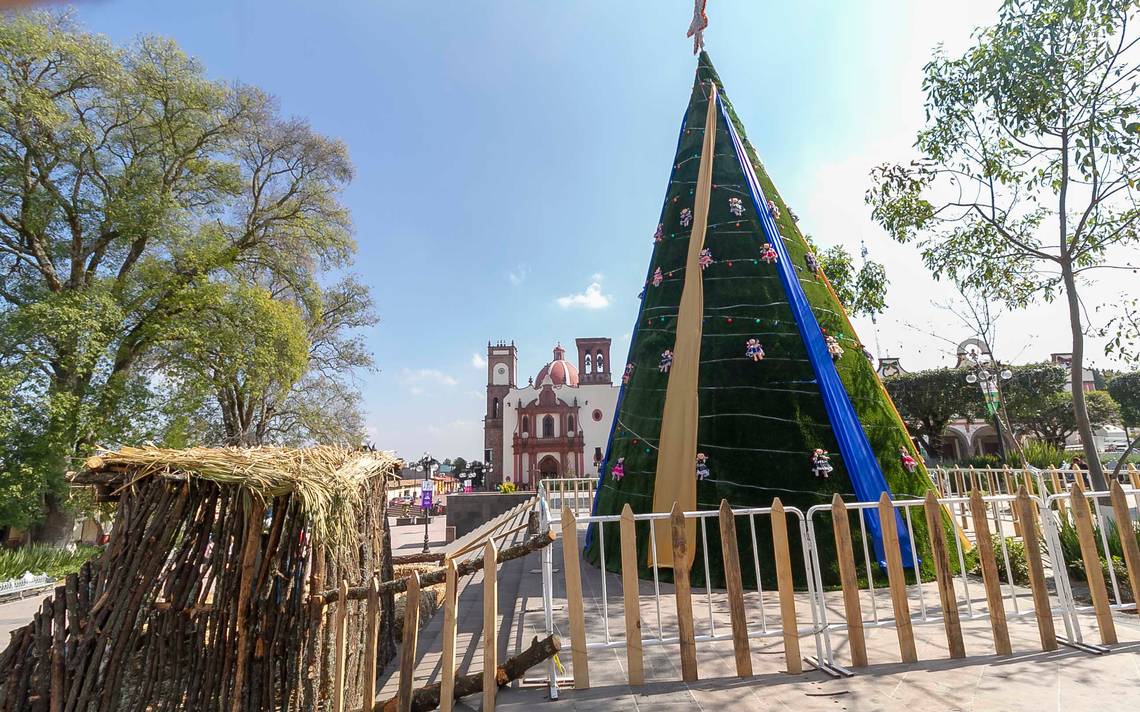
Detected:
left=75, top=445, right=401, bottom=556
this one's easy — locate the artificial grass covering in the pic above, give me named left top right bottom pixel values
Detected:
left=584, top=53, right=940, bottom=588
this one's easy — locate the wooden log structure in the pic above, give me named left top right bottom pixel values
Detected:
left=0, top=446, right=400, bottom=712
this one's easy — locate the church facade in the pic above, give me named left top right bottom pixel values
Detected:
left=483, top=338, right=619, bottom=489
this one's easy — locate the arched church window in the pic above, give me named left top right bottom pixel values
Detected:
left=522, top=415, right=529, bottom=434
left=596, top=351, right=605, bottom=373
left=492, top=397, right=500, bottom=419
left=584, top=354, right=592, bottom=374
left=567, top=415, right=575, bottom=434
left=542, top=415, right=555, bottom=438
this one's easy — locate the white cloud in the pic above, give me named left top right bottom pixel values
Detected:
left=508, top=264, right=529, bottom=286
left=399, top=368, right=458, bottom=391
left=471, top=352, right=486, bottom=368
left=556, top=274, right=612, bottom=310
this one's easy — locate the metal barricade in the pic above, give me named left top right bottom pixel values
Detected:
left=538, top=478, right=597, bottom=517
left=538, top=499, right=837, bottom=690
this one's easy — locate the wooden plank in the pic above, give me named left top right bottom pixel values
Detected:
left=440, top=561, right=458, bottom=712
left=956, top=471, right=968, bottom=526
left=1129, top=463, right=1140, bottom=490
left=618, top=505, right=645, bottom=685
left=1110, top=482, right=1140, bottom=626
left=1069, top=482, right=1117, bottom=645
left=1004, top=468, right=1021, bottom=536
left=1014, top=487, right=1058, bottom=651
left=1108, top=480, right=1135, bottom=624
left=968, top=490, right=1012, bottom=655
left=878, top=493, right=917, bottom=663
left=483, top=542, right=498, bottom=711
left=1051, top=467, right=1067, bottom=523
left=923, top=492, right=965, bottom=658
left=333, top=580, right=349, bottom=712
left=718, top=499, right=753, bottom=677
left=671, top=502, right=698, bottom=681
left=398, top=572, right=422, bottom=712
left=560, top=507, right=589, bottom=689
left=830, top=494, right=867, bottom=667
left=362, top=577, right=380, bottom=712
left=770, top=498, right=802, bottom=674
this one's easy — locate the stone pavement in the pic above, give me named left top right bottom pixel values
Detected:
left=380, top=515, right=1140, bottom=711
left=0, top=593, right=50, bottom=640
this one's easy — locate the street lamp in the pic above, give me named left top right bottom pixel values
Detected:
left=415, top=453, right=438, bottom=554
left=963, top=349, right=1014, bottom=461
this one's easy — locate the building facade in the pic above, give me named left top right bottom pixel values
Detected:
left=876, top=344, right=1118, bottom=460
left=483, top=339, right=620, bottom=488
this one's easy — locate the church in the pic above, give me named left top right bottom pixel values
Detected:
left=483, top=339, right=620, bottom=488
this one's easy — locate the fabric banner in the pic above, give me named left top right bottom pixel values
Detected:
left=649, top=82, right=719, bottom=568
left=716, top=94, right=915, bottom=567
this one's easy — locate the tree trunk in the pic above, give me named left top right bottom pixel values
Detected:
left=1061, top=259, right=1108, bottom=491
left=30, top=492, right=75, bottom=545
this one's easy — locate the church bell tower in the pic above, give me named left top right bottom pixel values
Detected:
left=484, top=340, right=517, bottom=487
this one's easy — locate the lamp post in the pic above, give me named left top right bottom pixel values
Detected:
left=415, top=453, right=438, bottom=554
left=964, top=349, right=1014, bottom=461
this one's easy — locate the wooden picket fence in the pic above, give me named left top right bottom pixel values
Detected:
left=319, top=480, right=1140, bottom=710
left=547, top=483, right=1140, bottom=689
left=558, top=498, right=812, bottom=686
left=318, top=514, right=557, bottom=712
left=931, top=463, right=1140, bottom=499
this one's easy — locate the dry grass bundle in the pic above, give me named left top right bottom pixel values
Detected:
left=80, top=444, right=400, bottom=562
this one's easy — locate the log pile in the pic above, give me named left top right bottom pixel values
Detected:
left=0, top=446, right=400, bottom=712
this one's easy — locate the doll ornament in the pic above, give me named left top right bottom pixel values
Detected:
left=695, top=453, right=710, bottom=481
left=810, top=449, right=833, bottom=479
left=611, top=457, right=626, bottom=481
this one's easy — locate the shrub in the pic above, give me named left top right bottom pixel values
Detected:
left=0, top=545, right=101, bottom=582
left=966, top=535, right=1030, bottom=585
left=958, top=454, right=1003, bottom=469
left=1019, top=440, right=1065, bottom=469
left=1056, top=517, right=1140, bottom=593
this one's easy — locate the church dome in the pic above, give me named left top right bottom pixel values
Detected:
left=535, top=345, right=579, bottom=386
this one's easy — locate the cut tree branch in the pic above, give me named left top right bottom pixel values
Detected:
left=373, top=634, right=560, bottom=712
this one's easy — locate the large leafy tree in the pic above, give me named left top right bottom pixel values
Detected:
left=803, top=235, right=889, bottom=319
left=867, top=0, right=1140, bottom=489
left=156, top=275, right=375, bottom=446
left=884, top=368, right=980, bottom=456
left=0, top=14, right=361, bottom=539
left=1108, top=371, right=1140, bottom=428
left=1008, top=389, right=1120, bottom=445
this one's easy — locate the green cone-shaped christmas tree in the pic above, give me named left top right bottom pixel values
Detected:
left=585, top=53, right=937, bottom=587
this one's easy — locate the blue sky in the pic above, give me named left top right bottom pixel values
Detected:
left=69, top=0, right=1130, bottom=460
